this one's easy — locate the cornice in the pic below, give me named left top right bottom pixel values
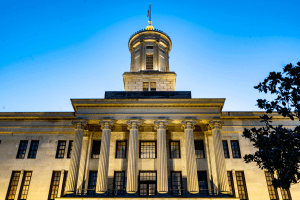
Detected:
left=0, top=112, right=75, bottom=120
left=71, top=98, right=226, bottom=113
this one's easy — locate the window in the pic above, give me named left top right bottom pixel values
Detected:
left=6, top=171, right=21, bottom=200
left=143, top=82, right=149, bottom=91
left=146, top=54, right=153, bottom=70
left=171, top=171, right=182, bottom=195
left=280, top=188, right=292, bottom=200
left=227, top=171, right=235, bottom=197
left=140, top=141, right=156, bottom=158
left=170, top=141, right=180, bottom=158
left=16, top=141, right=28, bottom=159
left=236, top=171, right=248, bottom=200
left=91, top=140, right=101, bottom=158
left=28, top=141, right=39, bottom=159
left=194, top=140, right=205, bottom=158
left=19, top=171, right=32, bottom=200
left=197, top=171, right=208, bottom=195
left=61, top=171, right=68, bottom=196
left=150, top=82, right=156, bottom=91
left=231, top=140, right=241, bottom=158
left=223, top=140, right=230, bottom=158
left=139, top=171, right=156, bottom=195
left=48, top=171, right=61, bottom=200
left=146, top=46, right=154, bottom=49
left=265, top=172, right=278, bottom=200
left=115, top=141, right=127, bottom=158
left=113, top=171, right=125, bottom=195
left=56, top=141, right=66, bottom=158
left=88, top=171, right=97, bottom=195
left=67, top=140, right=73, bottom=158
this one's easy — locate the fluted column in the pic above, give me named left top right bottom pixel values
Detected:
left=76, top=132, right=90, bottom=193
left=209, top=120, right=230, bottom=194
left=126, top=120, right=142, bottom=193
left=181, top=120, right=199, bottom=193
left=65, top=120, right=87, bottom=194
left=154, top=120, right=169, bottom=193
left=96, top=120, right=114, bottom=193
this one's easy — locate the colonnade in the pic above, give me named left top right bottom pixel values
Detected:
left=65, top=119, right=229, bottom=195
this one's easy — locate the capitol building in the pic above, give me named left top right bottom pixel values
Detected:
left=0, top=21, right=299, bottom=200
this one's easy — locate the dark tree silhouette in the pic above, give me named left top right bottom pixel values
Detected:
left=242, top=62, right=300, bottom=189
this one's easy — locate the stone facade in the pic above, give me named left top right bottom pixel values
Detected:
left=0, top=23, right=300, bottom=200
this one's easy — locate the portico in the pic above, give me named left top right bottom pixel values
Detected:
left=59, top=96, right=232, bottom=198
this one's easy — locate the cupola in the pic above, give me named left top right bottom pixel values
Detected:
left=123, top=22, right=176, bottom=92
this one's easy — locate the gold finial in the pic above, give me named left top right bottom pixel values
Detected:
left=146, top=21, right=154, bottom=30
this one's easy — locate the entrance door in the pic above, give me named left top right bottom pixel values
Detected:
left=139, top=171, right=157, bottom=195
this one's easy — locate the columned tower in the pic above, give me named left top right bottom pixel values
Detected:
left=123, top=22, right=176, bottom=91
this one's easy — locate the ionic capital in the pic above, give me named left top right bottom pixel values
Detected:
left=72, top=120, right=87, bottom=130
left=209, top=120, right=224, bottom=130
left=126, top=119, right=142, bottom=130
left=154, top=119, right=169, bottom=130
left=99, top=119, right=114, bottom=130
left=181, top=119, right=196, bottom=130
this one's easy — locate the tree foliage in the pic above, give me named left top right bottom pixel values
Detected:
left=242, top=62, right=300, bottom=189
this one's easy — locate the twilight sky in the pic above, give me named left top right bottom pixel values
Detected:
left=1, top=0, right=300, bottom=112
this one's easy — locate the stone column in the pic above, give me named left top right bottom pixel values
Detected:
left=140, top=42, right=145, bottom=70
left=157, top=43, right=160, bottom=71
left=154, top=42, right=159, bottom=70
left=165, top=47, right=169, bottom=72
left=154, top=120, right=169, bottom=193
left=126, top=120, right=142, bottom=193
left=65, top=120, right=87, bottom=194
left=130, top=48, right=134, bottom=72
left=181, top=120, right=199, bottom=193
left=209, top=120, right=230, bottom=194
left=204, top=130, right=219, bottom=194
left=96, top=120, right=114, bottom=193
left=84, top=133, right=93, bottom=194
left=76, top=132, right=90, bottom=193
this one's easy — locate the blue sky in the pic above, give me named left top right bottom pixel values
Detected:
left=1, top=0, right=300, bottom=112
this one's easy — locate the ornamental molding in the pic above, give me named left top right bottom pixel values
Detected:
left=181, top=119, right=196, bottom=131
left=72, top=120, right=87, bottom=130
left=99, top=119, right=114, bottom=131
left=209, top=119, right=224, bottom=130
left=126, top=119, right=142, bottom=130
left=154, top=119, right=169, bottom=130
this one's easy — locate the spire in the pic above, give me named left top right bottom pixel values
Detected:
left=146, top=4, right=154, bottom=30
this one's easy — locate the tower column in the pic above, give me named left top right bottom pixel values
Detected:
left=65, top=120, right=87, bottom=194
left=140, top=42, right=145, bottom=70
left=181, top=120, right=199, bottom=193
left=130, top=48, right=134, bottom=72
left=96, top=120, right=114, bottom=193
left=126, top=120, right=142, bottom=193
left=154, top=41, right=159, bottom=70
left=209, top=120, right=230, bottom=194
left=154, top=120, right=169, bottom=193
left=165, top=47, right=169, bottom=72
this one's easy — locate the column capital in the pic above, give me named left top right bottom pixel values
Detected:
left=99, top=119, right=114, bottom=130
left=209, top=120, right=224, bottom=130
left=154, top=119, right=169, bottom=130
left=181, top=119, right=196, bottom=130
left=72, top=120, right=87, bottom=129
left=127, top=119, right=142, bottom=130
